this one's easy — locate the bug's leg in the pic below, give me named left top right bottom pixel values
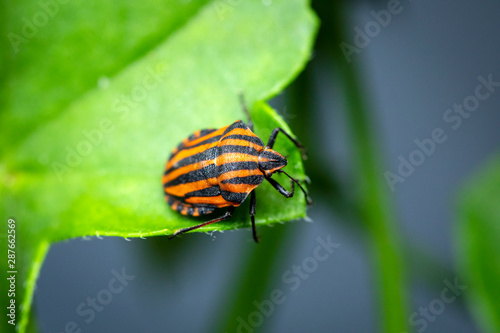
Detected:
left=238, top=93, right=253, bottom=131
left=267, top=171, right=313, bottom=205
left=267, top=128, right=307, bottom=159
left=249, top=190, right=259, bottom=243
left=266, top=175, right=294, bottom=198
left=281, top=170, right=313, bottom=205
left=169, top=206, right=235, bottom=239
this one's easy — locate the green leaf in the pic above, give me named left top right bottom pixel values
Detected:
left=0, top=0, right=318, bottom=331
left=456, top=152, right=500, bottom=333
left=1, top=0, right=213, bottom=156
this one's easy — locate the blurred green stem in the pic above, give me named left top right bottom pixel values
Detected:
left=313, top=1, right=409, bottom=331
left=212, top=226, right=292, bottom=333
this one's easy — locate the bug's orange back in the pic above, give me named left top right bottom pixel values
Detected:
left=163, top=120, right=267, bottom=217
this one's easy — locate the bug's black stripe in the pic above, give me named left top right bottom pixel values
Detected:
left=186, top=128, right=217, bottom=141
left=259, top=161, right=280, bottom=171
left=221, top=190, right=248, bottom=204
left=258, top=149, right=287, bottom=171
left=171, top=145, right=259, bottom=170
left=222, top=120, right=248, bottom=136
left=182, top=134, right=223, bottom=149
left=178, top=138, right=261, bottom=157
left=185, top=185, right=221, bottom=198
left=259, top=159, right=287, bottom=171
left=219, top=144, right=260, bottom=155
left=259, top=149, right=283, bottom=160
left=197, top=205, right=217, bottom=215
left=198, top=128, right=217, bottom=137
left=218, top=161, right=259, bottom=173
left=176, top=203, right=184, bottom=213
left=220, top=175, right=264, bottom=185
left=166, top=192, right=219, bottom=217
left=167, top=146, right=219, bottom=171
left=220, top=134, right=264, bottom=146
left=167, top=196, right=176, bottom=206
left=164, top=164, right=217, bottom=187
left=165, top=161, right=260, bottom=187
left=167, top=193, right=218, bottom=214
left=168, top=129, right=219, bottom=159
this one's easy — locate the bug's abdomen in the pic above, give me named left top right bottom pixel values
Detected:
left=163, top=127, right=227, bottom=216
left=163, top=124, right=258, bottom=215
left=165, top=195, right=217, bottom=216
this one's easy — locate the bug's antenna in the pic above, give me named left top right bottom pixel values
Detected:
left=280, top=170, right=313, bottom=206
left=238, top=93, right=253, bottom=130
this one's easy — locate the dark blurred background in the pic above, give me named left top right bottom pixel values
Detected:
left=34, top=1, right=500, bottom=332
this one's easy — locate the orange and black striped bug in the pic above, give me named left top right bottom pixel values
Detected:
left=163, top=96, right=312, bottom=242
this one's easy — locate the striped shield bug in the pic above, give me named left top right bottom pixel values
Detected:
left=163, top=96, right=311, bottom=242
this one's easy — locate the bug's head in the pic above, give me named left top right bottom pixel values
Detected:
left=258, top=148, right=287, bottom=177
